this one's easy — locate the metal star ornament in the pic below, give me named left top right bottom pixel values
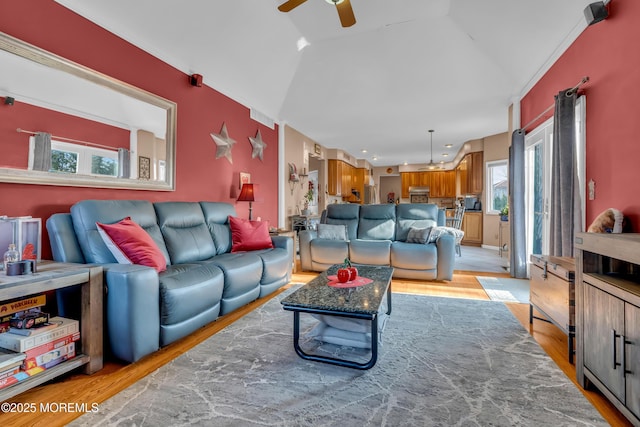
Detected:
left=249, top=129, right=267, bottom=162
left=211, top=122, right=236, bottom=164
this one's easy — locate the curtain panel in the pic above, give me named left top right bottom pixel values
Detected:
left=549, top=89, right=578, bottom=257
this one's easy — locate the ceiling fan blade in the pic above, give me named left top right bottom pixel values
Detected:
left=278, top=0, right=308, bottom=12
left=336, top=0, right=356, bottom=27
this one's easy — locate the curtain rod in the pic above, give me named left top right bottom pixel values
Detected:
left=16, top=128, right=120, bottom=152
left=520, top=76, right=589, bottom=132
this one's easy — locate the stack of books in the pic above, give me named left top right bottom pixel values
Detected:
left=0, top=294, right=80, bottom=390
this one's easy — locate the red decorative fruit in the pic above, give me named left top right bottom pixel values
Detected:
left=347, top=266, right=358, bottom=281
left=337, top=268, right=351, bottom=283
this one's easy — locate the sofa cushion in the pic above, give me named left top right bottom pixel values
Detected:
left=395, top=203, right=439, bottom=242
left=97, top=217, right=167, bottom=273
left=159, top=263, right=224, bottom=326
left=155, top=202, right=216, bottom=264
left=228, top=216, right=274, bottom=252
left=325, top=204, right=360, bottom=241
left=349, top=240, right=391, bottom=265
left=203, top=252, right=263, bottom=315
left=390, top=241, right=438, bottom=270
left=357, top=204, right=396, bottom=240
left=406, top=226, right=433, bottom=244
left=70, top=200, right=170, bottom=265
left=309, top=239, right=349, bottom=265
left=316, top=223, right=348, bottom=241
left=200, top=202, right=236, bottom=254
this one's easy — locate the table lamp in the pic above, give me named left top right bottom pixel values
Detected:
left=237, top=183, right=256, bottom=220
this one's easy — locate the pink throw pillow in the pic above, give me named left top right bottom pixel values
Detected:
left=228, top=216, right=274, bottom=252
left=96, top=217, right=167, bottom=273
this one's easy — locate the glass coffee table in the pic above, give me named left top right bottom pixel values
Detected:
left=281, top=264, right=393, bottom=370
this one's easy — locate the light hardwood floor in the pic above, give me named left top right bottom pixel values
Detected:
left=0, top=267, right=631, bottom=426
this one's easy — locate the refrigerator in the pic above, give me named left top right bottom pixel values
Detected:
left=363, top=185, right=378, bottom=204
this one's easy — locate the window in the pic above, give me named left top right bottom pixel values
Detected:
left=486, top=160, right=508, bottom=214
left=29, top=137, right=119, bottom=177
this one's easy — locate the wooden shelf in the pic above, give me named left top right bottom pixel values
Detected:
left=0, top=355, right=90, bottom=401
left=0, top=262, right=103, bottom=402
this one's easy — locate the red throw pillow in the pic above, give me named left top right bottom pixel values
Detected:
left=96, top=217, right=167, bottom=273
left=228, top=216, right=274, bottom=252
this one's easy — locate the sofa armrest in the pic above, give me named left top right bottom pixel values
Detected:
left=435, top=234, right=455, bottom=281
left=103, top=264, right=161, bottom=363
left=298, top=230, right=317, bottom=271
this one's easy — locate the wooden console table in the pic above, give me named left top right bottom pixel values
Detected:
left=529, top=254, right=575, bottom=363
left=0, top=262, right=103, bottom=401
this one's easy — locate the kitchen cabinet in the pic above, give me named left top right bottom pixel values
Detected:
left=461, top=211, right=482, bottom=245
left=468, top=151, right=484, bottom=194
left=575, top=232, right=640, bottom=425
left=328, top=159, right=343, bottom=196
left=456, top=152, right=483, bottom=196
left=328, top=160, right=361, bottom=201
left=401, top=172, right=421, bottom=198
left=351, top=168, right=366, bottom=204
left=456, top=159, right=468, bottom=196
left=401, top=171, right=456, bottom=199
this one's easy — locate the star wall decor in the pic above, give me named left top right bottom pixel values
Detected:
left=211, top=122, right=236, bottom=164
left=249, top=129, right=267, bottom=162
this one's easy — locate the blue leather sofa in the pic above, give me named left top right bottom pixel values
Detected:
left=299, top=203, right=455, bottom=281
left=46, top=200, right=293, bottom=363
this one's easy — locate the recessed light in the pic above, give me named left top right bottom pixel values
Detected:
left=445, top=144, right=453, bottom=148
left=442, top=153, right=449, bottom=157
left=372, top=156, right=378, bottom=161
left=296, top=37, right=310, bottom=51
left=361, top=149, right=368, bottom=153
left=403, top=162, right=408, bottom=165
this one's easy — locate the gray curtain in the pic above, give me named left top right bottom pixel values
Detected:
left=32, top=132, right=52, bottom=171
left=118, top=148, right=130, bottom=178
left=549, top=88, right=578, bottom=257
left=509, top=130, right=527, bottom=278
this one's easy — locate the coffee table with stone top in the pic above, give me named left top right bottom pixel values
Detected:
left=281, top=264, right=393, bottom=370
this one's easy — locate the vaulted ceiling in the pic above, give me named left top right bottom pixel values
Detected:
left=55, top=0, right=595, bottom=167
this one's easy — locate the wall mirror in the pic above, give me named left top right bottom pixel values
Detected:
left=0, top=32, right=176, bottom=191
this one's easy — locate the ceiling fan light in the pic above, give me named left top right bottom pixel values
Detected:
left=325, top=0, right=345, bottom=4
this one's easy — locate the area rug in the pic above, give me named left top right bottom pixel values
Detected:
left=476, top=276, right=530, bottom=303
left=70, top=290, right=605, bottom=426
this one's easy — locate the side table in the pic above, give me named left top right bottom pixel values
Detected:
left=270, top=229, right=297, bottom=273
left=0, top=261, right=103, bottom=401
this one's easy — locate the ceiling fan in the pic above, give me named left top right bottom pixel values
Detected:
left=278, top=0, right=356, bottom=28
left=419, top=130, right=440, bottom=171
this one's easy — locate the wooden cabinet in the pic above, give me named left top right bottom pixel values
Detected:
left=328, top=159, right=343, bottom=196
left=529, top=255, right=575, bottom=362
left=456, top=158, right=468, bottom=196
left=456, top=152, right=483, bottom=195
left=468, top=151, right=484, bottom=194
left=328, top=160, right=362, bottom=202
left=401, top=171, right=456, bottom=199
left=575, top=232, right=640, bottom=425
left=461, top=211, right=482, bottom=245
left=400, top=172, right=421, bottom=198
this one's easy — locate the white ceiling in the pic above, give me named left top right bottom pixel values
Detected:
left=55, top=0, right=593, bottom=167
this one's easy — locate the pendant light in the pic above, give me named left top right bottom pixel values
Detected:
left=427, top=129, right=437, bottom=170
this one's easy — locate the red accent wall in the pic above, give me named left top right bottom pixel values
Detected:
left=521, top=0, right=640, bottom=231
left=0, top=0, right=279, bottom=258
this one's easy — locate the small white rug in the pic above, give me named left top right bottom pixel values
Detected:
left=476, top=276, right=530, bottom=303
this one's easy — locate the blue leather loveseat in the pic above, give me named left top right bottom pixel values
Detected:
left=299, top=203, right=455, bottom=281
left=47, top=200, right=293, bottom=363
